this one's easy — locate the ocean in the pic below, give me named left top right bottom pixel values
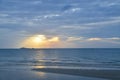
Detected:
left=0, top=48, right=120, bottom=80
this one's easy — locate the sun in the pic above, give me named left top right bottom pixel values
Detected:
left=33, top=36, right=42, bottom=43
left=33, top=35, right=46, bottom=43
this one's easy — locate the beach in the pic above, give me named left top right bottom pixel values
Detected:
left=0, top=67, right=107, bottom=80
left=33, top=68, right=120, bottom=80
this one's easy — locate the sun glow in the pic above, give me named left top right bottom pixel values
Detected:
left=21, top=35, right=62, bottom=48
left=33, top=35, right=46, bottom=43
left=33, top=37, right=42, bottom=43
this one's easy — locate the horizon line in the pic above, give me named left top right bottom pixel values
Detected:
left=0, top=48, right=120, bottom=49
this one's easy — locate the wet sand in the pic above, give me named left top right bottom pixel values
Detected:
left=33, top=68, right=120, bottom=80
left=0, top=69, right=105, bottom=80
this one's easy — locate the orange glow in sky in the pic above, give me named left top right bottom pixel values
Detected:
left=21, top=35, right=61, bottom=48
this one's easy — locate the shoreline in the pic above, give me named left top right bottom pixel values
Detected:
left=33, top=68, right=120, bottom=80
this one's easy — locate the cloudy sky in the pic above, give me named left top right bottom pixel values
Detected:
left=0, top=0, right=120, bottom=48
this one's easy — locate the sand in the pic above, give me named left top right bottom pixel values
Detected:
left=0, top=69, right=104, bottom=80
left=33, top=68, right=120, bottom=80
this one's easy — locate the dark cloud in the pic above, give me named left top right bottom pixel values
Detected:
left=0, top=0, right=120, bottom=48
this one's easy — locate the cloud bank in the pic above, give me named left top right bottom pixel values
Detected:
left=0, top=0, right=120, bottom=48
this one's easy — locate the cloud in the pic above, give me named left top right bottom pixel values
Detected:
left=90, top=37, right=120, bottom=44
left=32, top=1, right=42, bottom=5
left=62, top=36, right=120, bottom=48
left=88, top=37, right=120, bottom=42
left=64, top=7, right=81, bottom=13
left=21, top=35, right=65, bottom=48
left=0, top=0, right=120, bottom=48
left=108, top=37, right=120, bottom=40
left=0, top=13, right=61, bottom=27
left=70, top=8, right=81, bottom=12
left=84, top=19, right=120, bottom=26
left=60, top=25, right=91, bottom=30
left=98, top=1, right=120, bottom=7
left=0, top=13, right=9, bottom=17
left=87, top=38, right=102, bottom=41
left=62, top=5, right=73, bottom=11
left=67, top=37, right=84, bottom=41
left=0, top=28, right=29, bottom=48
left=43, top=14, right=60, bottom=19
left=57, top=16, right=120, bottom=31
left=66, top=36, right=120, bottom=44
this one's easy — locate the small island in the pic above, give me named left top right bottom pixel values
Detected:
left=20, top=47, right=35, bottom=50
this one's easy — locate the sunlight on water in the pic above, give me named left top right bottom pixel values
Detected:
left=35, top=71, right=46, bottom=77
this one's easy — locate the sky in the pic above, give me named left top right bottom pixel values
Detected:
left=0, top=0, right=120, bottom=48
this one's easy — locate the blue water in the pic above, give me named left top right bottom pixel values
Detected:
left=0, top=48, right=120, bottom=80
left=0, top=48, right=120, bottom=69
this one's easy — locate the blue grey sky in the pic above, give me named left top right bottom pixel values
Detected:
left=0, top=0, right=120, bottom=48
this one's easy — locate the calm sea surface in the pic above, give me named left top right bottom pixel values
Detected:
left=0, top=48, right=120, bottom=70
left=0, top=48, right=120, bottom=80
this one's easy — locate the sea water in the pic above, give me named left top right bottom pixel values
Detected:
left=0, top=48, right=120, bottom=80
left=0, top=48, right=120, bottom=69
